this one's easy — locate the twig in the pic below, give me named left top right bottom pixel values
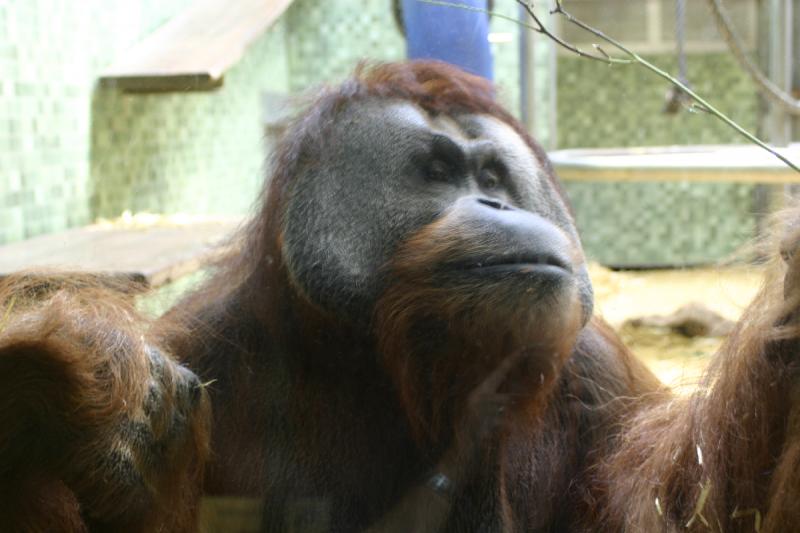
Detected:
left=540, top=0, right=800, bottom=172
left=689, top=103, right=713, bottom=115
left=705, top=0, right=800, bottom=115
left=421, top=0, right=631, bottom=64
left=516, top=1, right=631, bottom=64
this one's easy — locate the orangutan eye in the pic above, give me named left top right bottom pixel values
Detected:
left=479, top=168, right=501, bottom=190
left=426, top=159, right=452, bottom=183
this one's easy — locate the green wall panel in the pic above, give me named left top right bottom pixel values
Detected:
left=556, top=53, right=762, bottom=267
left=284, top=0, right=405, bottom=92
left=0, top=0, right=195, bottom=244
left=90, top=22, right=290, bottom=218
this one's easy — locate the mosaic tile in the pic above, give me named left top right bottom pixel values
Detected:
left=557, top=52, right=763, bottom=266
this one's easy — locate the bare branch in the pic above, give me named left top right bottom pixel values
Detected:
left=592, top=44, right=611, bottom=62
left=521, top=0, right=800, bottom=172
left=704, top=0, right=800, bottom=115
left=688, top=103, right=713, bottom=115
left=547, top=0, right=631, bottom=57
left=421, top=0, right=630, bottom=64
left=515, top=1, right=631, bottom=64
left=419, top=0, right=539, bottom=31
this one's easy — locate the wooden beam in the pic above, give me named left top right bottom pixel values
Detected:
left=100, top=73, right=223, bottom=93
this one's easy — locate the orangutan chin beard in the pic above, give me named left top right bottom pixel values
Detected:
left=374, top=223, right=586, bottom=449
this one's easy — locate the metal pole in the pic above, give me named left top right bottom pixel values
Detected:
left=675, top=0, right=688, bottom=85
left=518, top=2, right=557, bottom=150
left=519, top=2, right=532, bottom=131
left=764, top=0, right=792, bottom=146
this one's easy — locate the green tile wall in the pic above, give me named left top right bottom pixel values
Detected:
left=90, top=23, right=290, bottom=218
left=556, top=53, right=762, bottom=267
left=528, top=32, right=557, bottom=149
left=491, top=1, right=522, bottom=117
left=557, top=53, right=759, bottom=148
left=283, top=0, right=405, bottom=93
left=0, top=0, right=199, bottom=245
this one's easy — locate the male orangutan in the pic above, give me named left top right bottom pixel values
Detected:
left=2, top=61, right=800, bottom=532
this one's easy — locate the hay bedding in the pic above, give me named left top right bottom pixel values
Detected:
left=588, top=263, right=762, bottom=393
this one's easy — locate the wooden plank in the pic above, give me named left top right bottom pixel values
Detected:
left=549, top=144, right=800, bottom=184
left=100, top=0, right=294, bottom=92
left=0, top=218, right=241, bottom=288
left=102, top=73, right=223, bottom=93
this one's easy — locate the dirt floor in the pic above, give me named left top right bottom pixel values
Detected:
left=589, top=263, right=764, bottom=393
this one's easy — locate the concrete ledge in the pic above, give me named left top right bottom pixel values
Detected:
left=550, top=143, right=800, bottom=184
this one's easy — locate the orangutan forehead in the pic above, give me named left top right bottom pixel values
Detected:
left=382, top=101, right=513, bottom=138
left=379, top=101, right=541, bottom=167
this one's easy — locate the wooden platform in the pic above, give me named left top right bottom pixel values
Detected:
left=101, top=0, right=294, bottom=92
left=0, top=218, right=241, bottom=289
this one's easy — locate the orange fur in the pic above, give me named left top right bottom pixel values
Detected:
left=3, top=62, right=800, bottom=532
left=584, top=220, right=800, bottom=532
left=0, top=274, right=209, bottom=532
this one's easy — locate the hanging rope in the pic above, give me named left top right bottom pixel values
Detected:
left=675, top=0, right=688, bottom=85
left=705, top=0, right=800, bottom=115
left=664, top=0, right=691, bottom=113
